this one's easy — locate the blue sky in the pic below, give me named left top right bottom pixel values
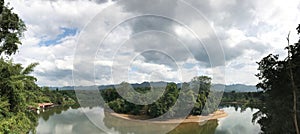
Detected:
left=8, top=0, right=300, bottom=86
left=40, top=28, right=78, bottom=46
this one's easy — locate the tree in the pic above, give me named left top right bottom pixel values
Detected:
left=286, top=31, right=299, bottom=134
left=189, top=76, right=218, bottom=115
left=0, top=59, right=39, bottom=112
left=0, top=97, right=9, bottom=118
left=0, top=0, right=26, bottom=56
left=101, top=76, right=216, bottom=119
left=254, top=24, right=300, bottom=134
left=191, top=76, right=212, bottom=92
left=0, top=1, right=39, bottom=133
left=0, top=1, right=77, bottom=133
left=0, top=58, right=41, bottom=133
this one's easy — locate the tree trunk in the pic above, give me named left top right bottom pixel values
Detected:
left=287, top=33, right=299, bottom=134
left=290, top=71, right=299, bottom=134
left=293, top=89, right=299, bottom=134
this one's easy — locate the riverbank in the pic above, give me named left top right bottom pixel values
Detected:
left=109, top=110, right=227, bottom=124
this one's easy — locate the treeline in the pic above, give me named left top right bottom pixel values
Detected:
left=0, top=59, right=77, bottom=133
left=220, top=91, right=264, bottom=112
left=100, top=76, right=219, bottom=118
left=221, top=91, right=264, bottom=105
left=44, top=88, right=77, bottom=105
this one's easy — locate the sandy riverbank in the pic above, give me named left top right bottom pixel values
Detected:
left=109, top=110, right=227, bottom=124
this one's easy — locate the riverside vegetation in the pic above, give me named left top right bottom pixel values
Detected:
left=0, top=1, right=76, bottom=133
left=1, top=0, right=300, bottom=133
left=101, top=76, right=219, bottom=118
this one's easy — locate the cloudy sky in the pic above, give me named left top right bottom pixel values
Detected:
left=8, top=0, right=300, bottom=86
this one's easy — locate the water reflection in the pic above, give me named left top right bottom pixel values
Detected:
left=35, top=106, right=260, bottom=134
left=36, top=107, right=104, bottom=134
left=215, top=107, right=261, bottom=134
left=168, top=121, right=218, bottom=134
left=103, top=112, right=218, bottom=134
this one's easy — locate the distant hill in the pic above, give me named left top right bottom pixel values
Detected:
left=50, top=82, right=262, bottom=92
left=49, top=85, right=98, bottom=90
left=213, top=84, right=262, bottom=92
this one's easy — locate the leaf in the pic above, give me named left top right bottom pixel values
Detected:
left=21, top=63, right=38, bottom=75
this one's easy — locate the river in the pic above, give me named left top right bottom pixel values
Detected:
left=34, top=105, right=261, bottom=134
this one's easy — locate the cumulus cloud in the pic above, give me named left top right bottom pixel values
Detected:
left=9, top=0, right=116, bottom=86
left=8, top=0, right=300, bottom=86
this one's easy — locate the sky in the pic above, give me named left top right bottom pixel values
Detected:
left=7, top=0, right=300, bottom=87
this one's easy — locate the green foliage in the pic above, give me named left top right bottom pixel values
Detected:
left=221, top=91, right=263, bottom=105
left=0, top=0, right=26, bottom=56
left=0, top=1, right=38, bottom=133
left=101, top=76, right=218, bottom=119
left=0, top=59, right=39, bottom=112
left=191, top=76, right=212, bottom=92
left=0, top=1, right=77, bottom=133
left=0, top=58, right=39, bottom=133
left=0, top=58, right=77, bottom=133
left=0, top=112, right=35, bottom=134
left=254, top=25, right=300, bottom=133
left=101, top=88, right=122, bottom=103
left=40, top=87, right=75, bottom=105
left=0, top=97, right=9, bottom=118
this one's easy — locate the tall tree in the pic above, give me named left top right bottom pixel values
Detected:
left=0, top=1, right=39, bottom=133
left=254, top=25, right=300, bottom=133
left=287, top=31, right=299, bottom=134
left=0, top=0, right=26, bottom=56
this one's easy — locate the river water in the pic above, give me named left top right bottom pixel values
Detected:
left=34, top=106, right=261, bottom=134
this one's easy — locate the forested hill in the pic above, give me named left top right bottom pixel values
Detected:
left=212, top=84, right=262, bottom=92
left=51, top=82, right=261, bottom=92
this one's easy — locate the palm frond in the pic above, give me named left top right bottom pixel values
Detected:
left=21, top=63, right=38, bottom=75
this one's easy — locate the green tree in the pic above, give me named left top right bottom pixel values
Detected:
left=101, top=76, right=216, bottom=118
left=0, top=59, right=39, bottom=112
left=189, top=76, right=217, bottom=115
left=0, top=1, right=77, bottom=133
left=0, top=97, right=9, bottom=118
left=0, top=1, right=39, bottom=133
left=0, top=0, right=26, bottom=56
left=0, top=58, right=40, bottom=133
left=191, top=76, right=212, bottom=92
left=254, top=24, right=300, bottom=134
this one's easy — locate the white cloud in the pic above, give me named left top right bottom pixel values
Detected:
left=9, top=0, right=116, bottom=86
left=9, top=0, right=115, bottom=39
left=7, top=0, right=300, bottom=86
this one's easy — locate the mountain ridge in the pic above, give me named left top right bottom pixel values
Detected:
left=49, top=82, right=262, bottom=92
